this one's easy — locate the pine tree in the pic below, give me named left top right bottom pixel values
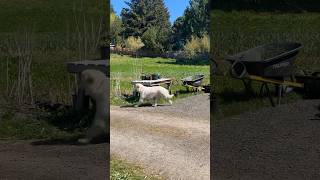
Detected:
left=120, top=0, right=171, bottom=51
left=171, top=0, right=209, bottom=50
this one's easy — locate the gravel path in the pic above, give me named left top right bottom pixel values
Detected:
left=133, top=93, right=210, bottom=120
left=213, top=99, right=320, bottom=180
left=0, top=140, right=109, bottom=180
left=111, top=94, right=210, bottom=179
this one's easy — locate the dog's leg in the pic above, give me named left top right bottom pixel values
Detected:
left=78, top=100, right=108, bottom=144
left=78, top=117, right=106, bottom=144
left=152, top=98, right=157, bottom=107
left=135, top=98, right=144, bottom=107
left=168, top=99, right=173, bottom=105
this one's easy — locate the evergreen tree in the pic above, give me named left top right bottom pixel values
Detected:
left=171, top=0, right=209, bottom=50
left=110, top=5, right=123, bottom=45
left=120, top=0, right=171, bottom=50
left=171, top=16, right=187, bottom=50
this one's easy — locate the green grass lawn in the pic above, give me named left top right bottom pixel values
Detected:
left=211, top=10, right=320, bottom=119
left=111, top=157, right=161, bottom=180
left=110, top=54, right=210, bottom=105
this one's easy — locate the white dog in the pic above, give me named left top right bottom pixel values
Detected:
left=135, top=83, right=174, bottom=107
left=78, top=69, right=109, bottom=144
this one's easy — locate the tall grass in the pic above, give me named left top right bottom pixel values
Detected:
left=0, top=1, right=106, bottom=106
left=1, top=30, right=35, bottom=105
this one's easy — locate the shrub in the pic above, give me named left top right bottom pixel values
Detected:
left=125, top=36, right=144, bottom=51
left=184, top=33, right=210, bottom=59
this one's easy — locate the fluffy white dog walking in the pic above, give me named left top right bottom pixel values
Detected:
left=135, top=83, right=174, bottom=107
left=78, top=69, right=109, bottom=144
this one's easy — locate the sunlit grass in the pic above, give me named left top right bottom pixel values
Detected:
left=110, top=54, right=210, bottom=105
left=111, top=156, right=161, bottom=180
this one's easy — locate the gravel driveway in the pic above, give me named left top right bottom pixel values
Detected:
left=213, top=99, right=320, bottom=180
left=111, top=94, right=210, bottom=179
left=133, top=93, right=210, bottom=120
left=0, top=140, right=109, bottom=180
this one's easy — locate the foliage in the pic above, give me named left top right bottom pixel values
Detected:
left=170, top=17, right=186, bottom=50
left=110, top=7, right=123, bottom=45
left=171, top=0, right=209, bottom=50
left=120, top=0, right=171, bottom=50
left=125, top=36, right=144, bottom=51
left=184, top=33, right=210, bottom=59
left=141, top=26, right=167, bottom=53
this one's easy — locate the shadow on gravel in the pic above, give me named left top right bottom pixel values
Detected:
left=120, top=104, right=171, bottom=108
left=31, top=134, right=109, bottom=146
left=218, top=89, right=257, bottom=103
left=31, top=138, right=82, bottom=146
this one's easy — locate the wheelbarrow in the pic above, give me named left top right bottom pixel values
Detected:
left=225, top=42, right=304, bottom=106
left=181, top=74, right=205, bottom=92
left=226, top=42, right=302, bottom=78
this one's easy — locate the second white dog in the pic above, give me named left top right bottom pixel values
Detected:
left=135, top=83, right=174, bottom=107
left=78, top=69, right=109, bottom=144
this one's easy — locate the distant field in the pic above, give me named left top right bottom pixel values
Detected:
left=211, top=10, right=320, bottom=118
left=110, top=54, right=210, bottom=105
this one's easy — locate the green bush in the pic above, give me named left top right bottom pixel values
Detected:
left=125, top=36, right=144, bottom=51
left=184, top=33, right=209, bottom=59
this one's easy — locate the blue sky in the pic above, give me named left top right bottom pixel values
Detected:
left=111, top=0, right=189, bottom=24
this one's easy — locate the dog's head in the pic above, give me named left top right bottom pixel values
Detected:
left=135, top=83, right=144, bottom=93
left=81, top=69, right=107, bottom=97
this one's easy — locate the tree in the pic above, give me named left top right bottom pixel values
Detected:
left=171, top=0, right=209, bottom=50
left=141, top=26, right=165, bottom=52
left=110, top=6, right=123, bottom=45
left=121, top=0, right=171, bottom=51
left=171, top=16, right=187, bottom=50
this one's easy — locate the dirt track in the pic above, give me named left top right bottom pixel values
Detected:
left=213, top=99, right=320, bottom=180
left=110, top=94, right=210, bottom=179
left=0, top=140, right=109, bottom=180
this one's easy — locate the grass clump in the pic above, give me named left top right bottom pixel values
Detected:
left=111, top=157, right=160, bottom=180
